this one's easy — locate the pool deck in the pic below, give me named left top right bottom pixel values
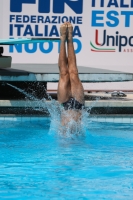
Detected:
left=0, top=92, right=133, bottom=118
left=0, top=64, right=133, bottom=118
left=0, top=92, right=133, bottom=107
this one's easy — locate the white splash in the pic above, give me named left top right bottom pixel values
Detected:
left=7, top=83, right=97, bottom=138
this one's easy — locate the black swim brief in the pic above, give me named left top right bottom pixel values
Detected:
left=61, top=97, right=84, bottom=110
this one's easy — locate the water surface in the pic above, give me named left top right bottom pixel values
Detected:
left=0, top=119, right=133, bottom=199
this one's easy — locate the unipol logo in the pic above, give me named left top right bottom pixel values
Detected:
left=10, top=0, right=83, bottom=14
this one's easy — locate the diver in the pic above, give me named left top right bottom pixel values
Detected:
left=57, top=22, right=85, bottom=126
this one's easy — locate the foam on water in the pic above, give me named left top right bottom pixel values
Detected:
left=7, top=83, right=96, bottom=138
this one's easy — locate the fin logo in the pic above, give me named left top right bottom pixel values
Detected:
left=10, top=0, right=83, bottom=14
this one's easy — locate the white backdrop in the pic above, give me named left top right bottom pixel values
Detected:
left=0, top=0, right=133, bottom=73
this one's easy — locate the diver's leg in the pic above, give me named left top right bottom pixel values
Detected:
left=57, top=23, right=71, bottom=103
left=67, top=22, right=84, bottom=104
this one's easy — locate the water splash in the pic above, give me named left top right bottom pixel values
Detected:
left=7, top=83, right=62, bottom=128
left=7, top=83, right=98, bottom=138
left=7, top=83, right=57, bottom=114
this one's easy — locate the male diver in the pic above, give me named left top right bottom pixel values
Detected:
left=57, top=22, right=85, bottom=126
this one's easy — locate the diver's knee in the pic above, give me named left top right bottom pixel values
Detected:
left=60, top=72, right=70, bottom=82
left=69, top=72, right=79, bottom=83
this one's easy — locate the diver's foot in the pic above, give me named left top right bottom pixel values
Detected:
left=67, top=22, right=73, bottom=42
left=60, top=23, right=68, bottom=41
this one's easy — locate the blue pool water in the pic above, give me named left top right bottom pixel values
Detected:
left=0, top=118, right=133, bottom=199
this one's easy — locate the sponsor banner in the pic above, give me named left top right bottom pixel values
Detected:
left=1, top=0, right=133, bottom=72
